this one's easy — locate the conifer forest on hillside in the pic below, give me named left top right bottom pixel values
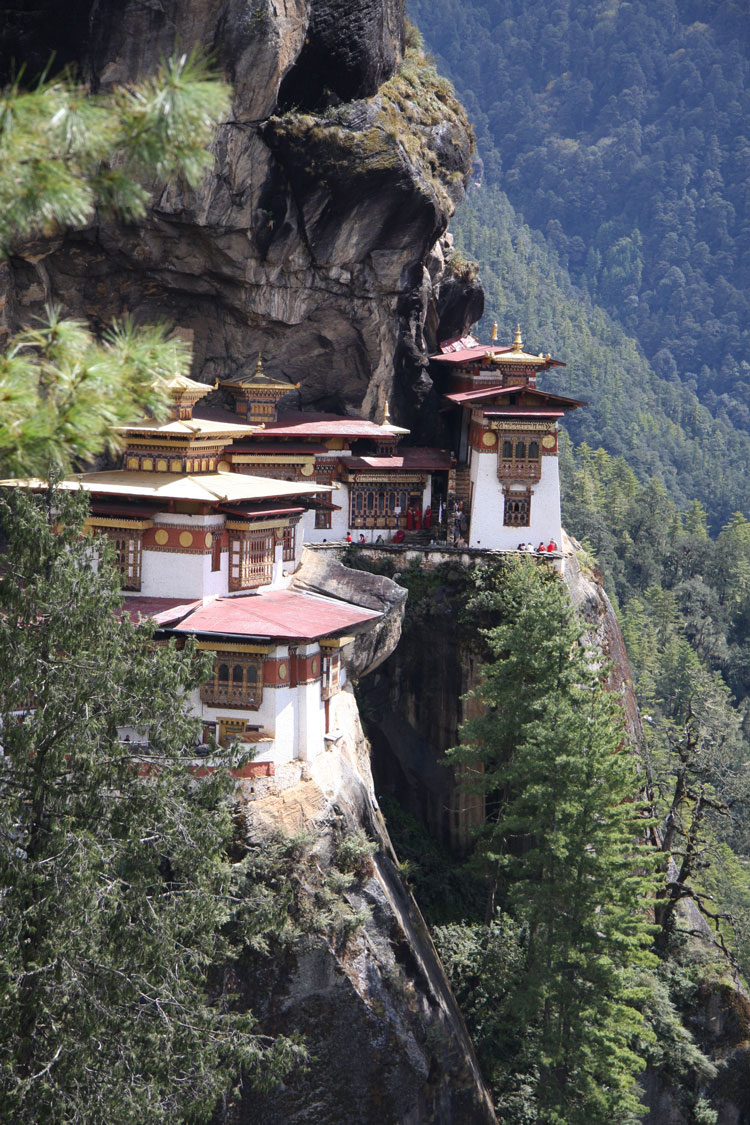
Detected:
left=405, top=0, right=750, bottom=1119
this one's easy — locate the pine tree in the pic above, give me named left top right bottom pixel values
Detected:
left=448, top=560, right=658, bottom=1124
left=0, top=486, right=302, bottom=1122
left=0, top=53, right=231, bottom=476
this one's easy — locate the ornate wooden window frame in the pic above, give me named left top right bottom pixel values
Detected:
left=503, top=487, right=532, bottom=527
left=349, top=485, right=410, bottom=529
left=320, top=649, right=341, bottom=700
left=314, top=493, right=332, bottom=530
left=109, top=530, right=143, bottom=590
left=228, top=530, right=275, bottom=590
left=282, top=523, right=296, bottom=562
left=498, top=436, right=541, bottom=481
left=201, top=655, right=263, bottom=710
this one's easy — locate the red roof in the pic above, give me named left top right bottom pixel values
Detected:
left=170, top=590, right=381, bottom=642
left=121, top=597, right=203, bottom=626
left=261, top=412, right=404, bottom=440
left=446, top=385, right=586, bottom=408
left=344, top=447, right=452, bottom=472
left=430, top=344, right=514, bottom=365
left=437, top=334, right=481, bottom=353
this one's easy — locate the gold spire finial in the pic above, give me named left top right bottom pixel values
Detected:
left=491, top=321, right=498, bottom=342
left=384, top=402, right=391, bottom=424
left=512, top=323, right=523, bottom=352
left=254, top=352, right=264, bottom=378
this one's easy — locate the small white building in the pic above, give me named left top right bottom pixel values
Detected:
left=143, top=588, right=381, bottom=773
left=431, top=327, right=585, bottom=552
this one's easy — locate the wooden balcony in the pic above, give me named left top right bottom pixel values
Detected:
left=499, top=460, right=540, bottom=481
left=200, top=683, right=261, bottom=710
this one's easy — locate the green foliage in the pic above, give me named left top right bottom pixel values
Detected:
left=334, top=829, right=377, bottom=877
left=0, top=51, right=231, bottom=251
left=0, top=53, right=231, bottom=478
left=0, top=486, right=303, bottom=1121
left=446, top=560, right=658, bottom=1123
left=444, top=247, right=480, bottom=283
left=433, top=919, right=538, bottom=1119
left=0, top=312, right=191, bottom=477
left=232, top=830, right=372, bottom=952
left=411, top=0, right=750, bottom=443
left=379, top=797, right=485, bottom=924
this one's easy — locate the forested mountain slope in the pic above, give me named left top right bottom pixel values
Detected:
left=448, top=185, right=750, bottom=528
left=411, top=0, right=750, bottom=527
left=412, top=0, right=750, bottom=406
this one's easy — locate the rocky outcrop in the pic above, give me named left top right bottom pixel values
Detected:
left=359, top=540, right=649, bottom=854
left=561, top=531, right=645, bottom=752
left=0, top=0, right=475, bottom=430
left=290, top=546, right=407, bottom=677
left=235, top=691, right=497, bottom=1125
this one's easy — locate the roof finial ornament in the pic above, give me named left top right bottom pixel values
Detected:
left=383, top=401, right=392, bottom=424
left=254, top=352, right=264, bottom=378
left=512, top=323, right=523, bottom=352
left=491, top=321, right=498, bottom=343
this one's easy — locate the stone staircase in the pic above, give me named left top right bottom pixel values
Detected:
left=453, top=464, right=472, bottom=507
left=403, top=527, right=434, bottom=546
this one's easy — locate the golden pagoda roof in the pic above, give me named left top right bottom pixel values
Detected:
left=485, top=324, right=558, bottom=367
left=118, top=417, right=261, bottom=439
left=156, top=374, right=210, bottom=392
left=379, top=403, right=409, bottom=436
left=0, top=471, right=328, bottom=505
left=220, top=354, right=297, bottom=393
left=153, top=374, right=214, bottom=400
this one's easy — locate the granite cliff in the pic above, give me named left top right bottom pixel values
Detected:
left=0, top=0, right=478, bottom=429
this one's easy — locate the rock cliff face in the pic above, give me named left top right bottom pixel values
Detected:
left=236, top=693, right=496, bottom=1125
left=560, top=532, right=645, bottom=752
left=0, top=0, right=476, bottom=428
left=232, top=553, right=496, bottom=1123
left=358, top=540, right=648, bottom=855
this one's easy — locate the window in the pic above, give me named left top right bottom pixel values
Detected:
left=315, top=498, right=332, bottom=530
left=228, top=531, right=275, bottom=590
left=504, top=491, right=531, bottom=527
left=211, top=535, right=222, bottom=572
left=321, top=650, right=341, bottom=700
left=349, top=486, right=409, bottom=529
left=108, top=531, right=142, bottom=591
left=201, top=656, right=263, bottom=709
left=217, top=717, right=255, bottom=747
left=498, top=434, right=542, bottom=480
left=282, top=524, right=296, bottom=562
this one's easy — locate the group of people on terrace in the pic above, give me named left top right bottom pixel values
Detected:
left=517, top=540, right=559, bottom=554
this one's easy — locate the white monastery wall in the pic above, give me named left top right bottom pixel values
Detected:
left=140, top=513, right=227, bottom=600
left=468, top=449, right=496, bottom=549
left=295, top=643, right=326, bottom=761
left=529, top=456, right=563, bottom=547
left=468, top=448, right=562, bottom=552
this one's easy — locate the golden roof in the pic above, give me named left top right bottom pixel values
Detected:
left=118, top=417, right=260, bottom=439
left=1, top=472, right=328, bottom=504
left=486, top=324, right=554, bottom=367
left=154, top=374, right=213, bottom=398
left=221, top=354, right=298, bottom=393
